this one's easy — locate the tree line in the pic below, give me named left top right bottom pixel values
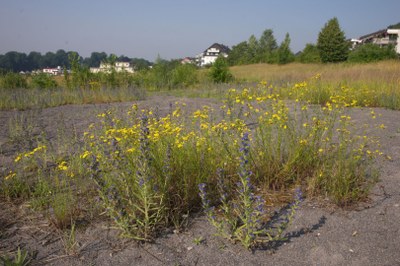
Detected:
left=1, top=18, right=398, bottom=73
left=228, top=17, right=398, bottom=66
left=228, top=29, right=294, bottom=65
left=0, top=50, right=152, bottom=73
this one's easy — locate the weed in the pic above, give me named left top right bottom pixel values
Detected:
left=0, top=247, right=31, bottom=266
left=7, top=112, right=37, bottom=150
left=49, top=190, right=79, bottom=230
left=199, top=133, right=303, bottom=249
left=0, top=86, right=146, bottom=111
left=61, top=222, right=79, bottom=255
left=193, top=236, right=205, bottom=245
left=2, top=79, right=384, bottom=246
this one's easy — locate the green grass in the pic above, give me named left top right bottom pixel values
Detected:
left=0, top=86, right=146, bottom=110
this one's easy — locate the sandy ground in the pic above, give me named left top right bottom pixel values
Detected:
left=0, top=96, right=399, bottom=266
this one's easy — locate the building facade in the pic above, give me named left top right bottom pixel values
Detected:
left=351, top=28, right=400, bottom=54
left=196, top=43, right=230, bottom=67
left=42, top=66, right=63, bottom=75
left=90, top=62, right=134, bottom=73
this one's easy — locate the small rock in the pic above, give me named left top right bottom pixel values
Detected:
left=187, top=246, right=193, bottom=251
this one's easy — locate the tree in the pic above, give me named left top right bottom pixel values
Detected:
left=298, top=44, right=321, bottom=63
left=247, top=34, right=259, bottom=63
left=55, top=49, right=70, bottom=68
left=277, top=33, right=294, bottom=64
left=388, top=22, right=400, bottom=29
left=68, top=52, right=88, bottom=89
left=42, top=51, right=56, bottom=67
left=228, top=41, right=251, bottom=66
left=0, top=51, right=27, bottom=72
left=258, top=29, right=278, bottom=63
left=83, top=52, right=107, bottom=67
left=27, top=51, right=43, bottom=70
left=317, top=17, right=349, bottom=63
left=131, top=58, right=152, bottom=71
left=118, top=55, right=131, bottom=62
left=209, top=56, right=232, bottom=83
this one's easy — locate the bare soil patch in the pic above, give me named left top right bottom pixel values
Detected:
left=1, top=96, right=400, bottom=266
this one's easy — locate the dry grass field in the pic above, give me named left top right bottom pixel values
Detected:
left=230, top=61, right=400, bottom=85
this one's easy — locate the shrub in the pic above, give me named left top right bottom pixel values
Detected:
left=171, top=63, right=198, bottom=87
left=0, top=72, right=28, bottom=89
left=348, top=44, right=398, bottom=63
left=298, top=44, right=321, bottom=63
left=209, top=56, right=233, bottom=83
left=31, top=73, right=58, bottom=89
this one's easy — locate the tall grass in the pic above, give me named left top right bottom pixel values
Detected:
left=230, top=61, right=400, bottom=85
left=230, top=61, right=400, bottom=110
left=0, top=86, right=146, bottom=110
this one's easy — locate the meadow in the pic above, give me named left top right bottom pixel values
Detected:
left=0, top=61, right=398, bottom=264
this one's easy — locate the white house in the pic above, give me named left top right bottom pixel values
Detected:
left=181, top=57, right=195, bottom=64
left=351, top=28, right=400, bottom=54
left=387, top=29, right=400, bottom=54
left=42, top=66, right=62, bottom=75
left=90, top=61, right=135, bottom=73
left=196, top=43, right=230, bottom=67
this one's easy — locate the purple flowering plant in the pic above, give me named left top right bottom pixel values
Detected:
left=199, top=132, right=303, bottom=249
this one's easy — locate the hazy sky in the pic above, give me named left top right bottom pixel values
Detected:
left=1, top=0, right=399, bottom=61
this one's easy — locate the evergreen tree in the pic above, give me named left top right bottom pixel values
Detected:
left=277, top=33, right=294, bottom=64
left=317, top=17, right=349, bottom=63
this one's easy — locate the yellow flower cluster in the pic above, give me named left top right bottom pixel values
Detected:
left=4, top=171, right=16, bottom=180
left=14, top=145, right=47, bottom=163
left=57, top=161, right=68, bottom=171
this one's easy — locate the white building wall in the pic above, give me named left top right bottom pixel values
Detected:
left=387, top=29, right=400, bottom=54
left=90, top=62, right=134, bottom=73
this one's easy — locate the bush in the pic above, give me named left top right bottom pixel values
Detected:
left=31, top=73, right=58, bottom=89
left=171, top=64, right=198, bottom=87
left=0, top=72, right=28, bottom=89
left=209, top=57, right=233, bottom=83
left=298, top=44, right=321, bottom=63
left=131, top=60, right=199, bottom=90
left=348, top=44, right=398, bottom=63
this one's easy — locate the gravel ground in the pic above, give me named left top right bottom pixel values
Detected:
left=1, top=96, right=399, bottom=266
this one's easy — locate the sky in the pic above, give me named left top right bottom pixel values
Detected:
left=1, top=0, right=399, bottom=61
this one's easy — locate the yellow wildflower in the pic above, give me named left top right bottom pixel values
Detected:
left=58, top=161, right=68, bottom=171
left=80, top=150, right=91, bottom=159
left=5, top=171, right=16, bottom=180
left=14, top=155, right=22, bottom=163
